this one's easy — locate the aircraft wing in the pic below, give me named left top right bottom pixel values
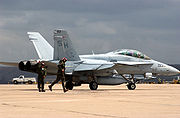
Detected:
left=74, top=61, right=153, bottom=72
left=30, top=61, right=116, bottom=75
left=74, top=63, right=115, bottom=71
left=0, top=60, right=153, bottom=76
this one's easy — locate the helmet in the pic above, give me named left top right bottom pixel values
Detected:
left=39, top=62, right=45, bottom=68
left=62, top=57, right=67, bottom=62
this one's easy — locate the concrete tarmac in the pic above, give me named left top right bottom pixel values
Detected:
left=0, top=84, right=180, bottom=118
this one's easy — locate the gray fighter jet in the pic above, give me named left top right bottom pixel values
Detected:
left=1, top=29, right=179, bottom=90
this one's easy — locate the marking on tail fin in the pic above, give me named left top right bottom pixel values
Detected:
left=53, top=29, right=80, bottom=61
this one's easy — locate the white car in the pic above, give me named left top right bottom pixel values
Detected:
left=12, top=75, right=36, bottom=84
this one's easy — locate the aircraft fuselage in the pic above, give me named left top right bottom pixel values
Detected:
left=80, top=54, right=179, bottom=76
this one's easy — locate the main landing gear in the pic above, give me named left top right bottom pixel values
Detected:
left=127, top=82, right=136, bottom=90
left=121, top=74, right=136, bottom=90
left=89, top=74, right=98, bottom=90
left=89, top=81, right=98, bottom=90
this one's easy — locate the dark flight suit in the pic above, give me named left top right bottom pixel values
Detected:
left=37, top=64, right=47, bottom=92
left=49, top=60, right=67, bottom=92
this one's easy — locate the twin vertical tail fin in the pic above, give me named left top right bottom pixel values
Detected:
left=27, top=32, right=54, bottom=60
left=28, top=29, right=80, bottom=61
left=53, top=29, right=80, bottom=61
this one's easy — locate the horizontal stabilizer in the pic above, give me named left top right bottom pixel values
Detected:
left=0, top=62, right=18, bottom=67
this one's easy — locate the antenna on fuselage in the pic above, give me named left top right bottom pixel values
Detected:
left=92, top=50, right=95, bottom=55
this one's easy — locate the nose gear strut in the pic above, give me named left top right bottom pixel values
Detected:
left=120, top=74, right=136, bottom=90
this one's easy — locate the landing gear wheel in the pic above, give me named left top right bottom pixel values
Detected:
left=65, top=81, right=74, bottom=90
left=89, top=81, right=98, bottom=90
left=127, top=83, right=136, bottom=90
left=28, top=80, right=33, bottom=84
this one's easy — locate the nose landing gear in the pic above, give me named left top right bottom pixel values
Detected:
left=120, top=74, right=137, bottom=90
left=127, top=82, right=136, bottom=90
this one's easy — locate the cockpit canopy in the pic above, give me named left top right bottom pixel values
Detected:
left=112, top=49, right=151, bottom=60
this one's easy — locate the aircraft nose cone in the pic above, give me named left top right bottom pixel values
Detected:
left=169, top=67, right=180, bottom=75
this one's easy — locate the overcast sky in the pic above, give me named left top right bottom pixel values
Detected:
left=0, top=0, right=180, bottom=64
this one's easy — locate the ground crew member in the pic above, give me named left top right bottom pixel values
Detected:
left=37, top=62, right=47, bottom=92
left=48, top=57, right=68, bottom=92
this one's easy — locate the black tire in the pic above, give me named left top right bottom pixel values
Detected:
left=28, top=80, right=33, bottom=84
left=127, top=83, right=136, bottom=90
left=65, top=81, right=74, bottom=90
left=13, top=80, right=18, bottom=84
left=89, top=81, right=98, bottom=90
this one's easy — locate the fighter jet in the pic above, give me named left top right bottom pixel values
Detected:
left=0, top=29, right=179, bottom=90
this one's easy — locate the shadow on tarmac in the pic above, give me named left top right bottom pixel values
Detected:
left=13, top=88, right=160, bottom=92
